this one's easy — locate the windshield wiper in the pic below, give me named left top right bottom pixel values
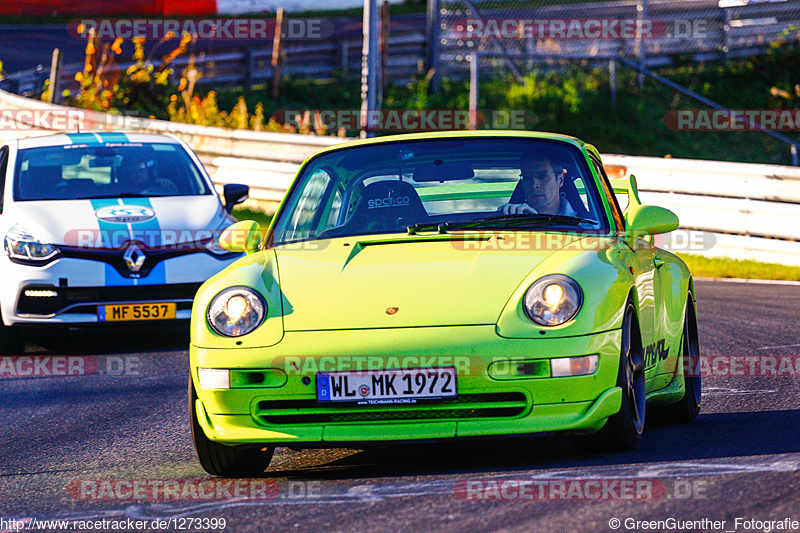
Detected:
left=408, top=214, right=597, bottom=234
left=452, top=214, right=597, bottom=229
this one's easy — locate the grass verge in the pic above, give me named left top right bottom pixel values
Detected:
left=677, top=253, right=800, bottom=282
left=232, top=205, right=274, bottom=229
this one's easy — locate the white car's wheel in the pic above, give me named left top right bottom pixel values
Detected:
left=0, top=311, right=24, bottom=355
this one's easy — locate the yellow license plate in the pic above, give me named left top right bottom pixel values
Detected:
left=99, top=303, right=177, bottom=322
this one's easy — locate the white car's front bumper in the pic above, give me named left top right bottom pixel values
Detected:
left=1, top=251, right=236, bottom=326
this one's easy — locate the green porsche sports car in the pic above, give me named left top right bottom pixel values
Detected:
left=189, top=131, right=701, bottom=477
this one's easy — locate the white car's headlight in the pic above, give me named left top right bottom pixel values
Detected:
left=4, top=224, right=60, bottom=262
left=523, top=275, right=583, bottom=326
left=207, top=287, right=266, bottom=337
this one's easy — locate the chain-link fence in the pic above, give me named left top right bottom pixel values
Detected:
left=430, top=0, right=800, bottom=80
left=424, top=0, right=800, bottom=165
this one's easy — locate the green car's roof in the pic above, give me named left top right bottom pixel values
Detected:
left=306, top=130, right=590, bottom=159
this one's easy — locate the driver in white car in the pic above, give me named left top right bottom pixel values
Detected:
left=118, top=154, right=178, bottom=196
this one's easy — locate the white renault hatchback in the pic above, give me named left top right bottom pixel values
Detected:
left=0, top=132, right=249, bottom=353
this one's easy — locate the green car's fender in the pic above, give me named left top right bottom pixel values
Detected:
left=496, top=235, right=637, bottom=339
left=190, top=249, right=284, bottom=350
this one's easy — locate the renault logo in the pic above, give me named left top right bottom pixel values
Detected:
left=123, top=244, right=146, bottom=272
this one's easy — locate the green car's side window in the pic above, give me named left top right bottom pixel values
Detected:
left=592, top=158, right=625, bottom=232
left=283, top=169, right=332, bottom=241
left=325, top=188, right=343, bottom=229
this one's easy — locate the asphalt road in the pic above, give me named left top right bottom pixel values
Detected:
left=2, top=278, right=800, bottom=533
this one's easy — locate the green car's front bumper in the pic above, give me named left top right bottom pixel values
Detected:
left=190, top=326, right=623, bottom=446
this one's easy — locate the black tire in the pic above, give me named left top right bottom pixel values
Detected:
left=0, top=311, right=24, bottom=355
left=189, top=378, right=274, bottom=477
left=593, top=301, right=646, bottom=451
left=663, top=293, right=701, bottom=423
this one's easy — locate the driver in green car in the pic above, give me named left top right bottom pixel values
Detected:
left=499, top=153, right=579, bottom=217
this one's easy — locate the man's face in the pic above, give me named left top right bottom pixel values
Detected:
left=520, top=159, right=564, bottom=214
left=130, top=161, right=149, bottom=183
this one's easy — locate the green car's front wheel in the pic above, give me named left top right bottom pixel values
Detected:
left=189, top=378, right=274, bottom=477
left=595, top=301, right=646, bottom=451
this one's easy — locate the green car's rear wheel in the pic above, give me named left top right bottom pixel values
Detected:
left=663, top=292, right=701, bottom=423
left=189, top=378, right=274, bottom=477
left=594, top=301, right=646, bottom=451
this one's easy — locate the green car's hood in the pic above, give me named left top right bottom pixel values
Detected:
left=274, top=234, right=580, bottom=330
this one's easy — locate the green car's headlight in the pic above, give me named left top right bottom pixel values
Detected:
left=523, top=275, right=583, bottom=326
left=207, top=287, right=266, bottom=337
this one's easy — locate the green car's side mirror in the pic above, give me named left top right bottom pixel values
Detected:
left=626, top=205, right=679, bottom=236
left=219, top=220, right=262, bottom=254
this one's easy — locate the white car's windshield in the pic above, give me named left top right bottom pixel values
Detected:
left=271, top=138, right=609, bottom=245
left=14, top=142, right=212, bottom=201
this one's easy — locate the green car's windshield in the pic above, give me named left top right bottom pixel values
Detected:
left=271, top=138, right=610, bottom=245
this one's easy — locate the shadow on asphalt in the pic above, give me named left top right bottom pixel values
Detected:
left=261, top=409, right=800, bottom=480
left=21, top=325, right=190, bottom=355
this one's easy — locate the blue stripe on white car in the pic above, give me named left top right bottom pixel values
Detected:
left=65, top=132, right=130, bottom=144
left=97, top=133, right=130, bottom=143
left=65, top=133, right=103, bottom=144
left=90, top=198, right=165, bottom=286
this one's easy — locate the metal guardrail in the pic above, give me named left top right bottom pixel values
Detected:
left=1, top=87, right=799, bottom=266
left=604, top=154, right=800, bottom=266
